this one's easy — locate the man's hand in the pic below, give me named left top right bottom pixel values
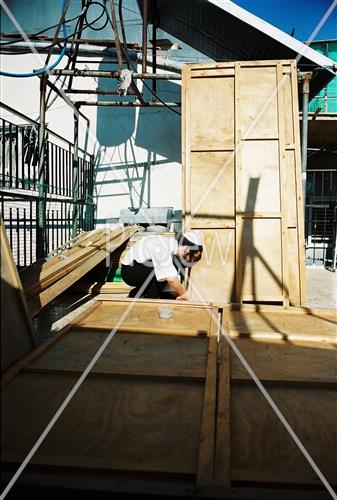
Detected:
left=176, top=293, right=188, bottom=301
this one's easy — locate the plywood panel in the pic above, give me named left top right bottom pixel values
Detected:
left=189, top=230, right=235, bottom=303
left=231, top=385, right=336, bottom=484
left=240, top=141, right=280, bottom=213
left=230, top=337, right=336, bottom=382
left=1, top=372, right=204, bottom=474
left=76, top=302, right=212, bottom=335
left=237, top=66, right=278, bottom=139
left=240, top=218, right=283, bottom=301
left=225, top=307, right=337, bottom=339
left=190, top=77, right=234, bottom=150
left=32, top=330, right=208, bottom=379
left=190, top=151, right=235, bottom=227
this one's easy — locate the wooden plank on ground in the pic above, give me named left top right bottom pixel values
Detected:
left=27, top=226, right=138, bottom=317
left=22, top=230, right=114, bottom=298
left=19, top=230, right=104, bottom=287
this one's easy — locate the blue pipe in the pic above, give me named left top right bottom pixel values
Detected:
left=0, top=0, right=68, bottom=78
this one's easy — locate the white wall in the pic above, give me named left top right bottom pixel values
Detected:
left=1, top=0, right=208, bottom=227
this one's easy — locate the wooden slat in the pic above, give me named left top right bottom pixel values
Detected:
left=23, top=230, right=121, bottom=298
left=20, top=230, right=105, bottom=288
left=214, top=333, right=231, bottom=486
left=291, top=60, right=307, bottom=306
left=196, top=307, right=219, bottom=485
left=1, top=217, right=37, bottom=375
left=27, top=226, right=138, bottom=317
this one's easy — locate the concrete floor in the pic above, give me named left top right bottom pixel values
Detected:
left=306, top=266, right=337, bottom=310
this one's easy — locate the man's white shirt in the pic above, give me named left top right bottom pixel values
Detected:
left=122, top=236, right=179, bottom=282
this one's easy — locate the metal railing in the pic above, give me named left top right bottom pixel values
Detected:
left=0, top=192, right=94, bottom=267
left=0, top=104, right=95, bottom=267
left=305, top=168, right=337, bottom=268
left=0, top=117, right=93, bottom=199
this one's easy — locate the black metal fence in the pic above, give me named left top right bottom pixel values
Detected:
left=305, top=168, right=337, bottom=268
left=0, top=104, right=95, bottom=268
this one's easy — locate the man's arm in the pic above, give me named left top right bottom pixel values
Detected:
left=166, top=276, right=188, bottom=300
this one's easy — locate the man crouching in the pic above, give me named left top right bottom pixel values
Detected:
left=121, top=231, right=203, bottom=300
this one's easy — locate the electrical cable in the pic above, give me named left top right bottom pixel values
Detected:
left=0, top=4, right=89, bottom=46
left=0, top=0, right=68, bottom=78
left=0, top=8, right=109, bottom=56
left=84, top=0, right=108, bottom=31
left=116, top=0, right=181, bottom=116
left=44, top=0, right=90, bottom=113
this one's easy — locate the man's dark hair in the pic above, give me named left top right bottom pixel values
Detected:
left=176, top=233, right=203, bottom=253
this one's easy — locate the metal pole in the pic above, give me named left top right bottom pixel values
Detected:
left=142, top=0, right=148, bottom=74
left=45, top=79, right=91, bottom=123
left=67, top=0, right=88, bottom=91
left=65, top=88, right=136, bottom=95
left=108, top=0, right=124, bottom=68
left=49, top=69, right=181, bottom=79
left=72, top=106, right=79, bottom=237
left=73, top=101, right=181, bottom=107
left=152, top=21, right=157, bottom=101
left=37, top=74, right=48, bottom=259
left=301, top=74, right=311, bottom=223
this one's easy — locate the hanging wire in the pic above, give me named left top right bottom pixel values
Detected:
left=116, top=0, right=181, bottom=116
left=0, top=0, right=68, bottom=77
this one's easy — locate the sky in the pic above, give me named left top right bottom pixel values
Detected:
left=234, top=0, right=337, bottom=41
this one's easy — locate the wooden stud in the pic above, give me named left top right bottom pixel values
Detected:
left=214, top=331, right=231, bottom=486
left=196, top=306, right=219, bottom=485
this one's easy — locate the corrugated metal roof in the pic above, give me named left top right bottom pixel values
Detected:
left=139, top=0, right=336, bottom=97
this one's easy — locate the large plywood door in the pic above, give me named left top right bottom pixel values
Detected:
left=182, top=61, right=306, bottom=305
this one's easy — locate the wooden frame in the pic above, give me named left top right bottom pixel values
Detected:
left=182, top=60, right=306, bottom=306
left=1, top=298, right=336, bottom=493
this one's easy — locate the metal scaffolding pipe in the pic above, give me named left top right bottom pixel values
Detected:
left=301, top=73, right=311, bottom=221
left=65, top=88, right=137, bottom=95
left=37, top=74, right=48, bottom=259
left=46, top=79, right=91, bottom=122
left=152, top=22, right=157, bottom=102
left=142, top=0, right=148, bottom=74
left=75, top=101, right=181, bottom=107
left=2, top=42, right=183, bottom=73
left=72, top=108, right=79, bottom=237
left=50, top=69, right=181, bottom=79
